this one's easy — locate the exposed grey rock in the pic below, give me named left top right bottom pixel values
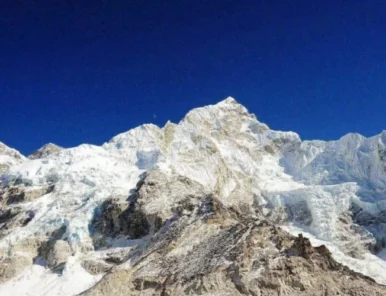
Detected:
left=0, top=208, right=35, bottom=238
left=0, top=185, right=53, bottom=238
left=286, top=200, right=313, bottom=226
left=349, top=202, right=386, bottom=254
left=90, top=195, right=151, bottom=249
left=90, top=170, right=208, bottom=250
left=45, top=240, right=72, bottom=269
left=1, top=184, right=54, bottom=206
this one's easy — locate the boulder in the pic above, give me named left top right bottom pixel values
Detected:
left=45, top=240, right=72, bottom=269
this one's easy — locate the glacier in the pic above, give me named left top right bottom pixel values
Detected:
left=0, top=97, right=386, bottom=295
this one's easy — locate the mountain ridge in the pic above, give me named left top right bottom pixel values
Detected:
left=1, top=97, right=385, bottom=159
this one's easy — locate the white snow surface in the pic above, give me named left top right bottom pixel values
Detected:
left=0, top=255, right=102, bottom=296
left=1, top=97, right=386, bottom=294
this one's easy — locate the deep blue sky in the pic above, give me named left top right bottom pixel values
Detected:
left=1, top=1, right=386, bottom=155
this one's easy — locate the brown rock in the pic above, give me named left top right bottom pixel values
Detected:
left=45, top=240, right=72, bottom=269
left=0, top=255, right=32, bottom=284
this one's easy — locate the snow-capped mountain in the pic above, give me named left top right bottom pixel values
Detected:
left=0, top=97, right=385, bottom=295
left=0, top=142, right=26, bottom=175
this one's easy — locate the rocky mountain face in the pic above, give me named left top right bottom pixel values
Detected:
left=82, top=171, right=386, bottom=296
left=0, top=97, right=385, bottom=295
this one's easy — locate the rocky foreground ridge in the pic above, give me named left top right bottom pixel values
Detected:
left=81, top=171, right=386, bottom=296
left=0, top=98, right=386, bottom=295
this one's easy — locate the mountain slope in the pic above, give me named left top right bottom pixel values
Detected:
left=0, top=142, right=26, bottom=175
left=0, top=97, right=385, bottom=295
left=82, top=171, right=386, bottom=296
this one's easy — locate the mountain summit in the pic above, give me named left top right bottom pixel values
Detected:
left=28, top=143, right=63, bottom=160
left=0, top=98, right=385, bottom=295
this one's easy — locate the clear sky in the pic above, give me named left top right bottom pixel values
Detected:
left=1, top=1, right=386, bottom=155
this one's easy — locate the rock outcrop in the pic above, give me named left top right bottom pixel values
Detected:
left=0, top=185, right=54, bottom=239
left=1, top=184, right=54, bottom=206
left=0, top=255, right=32, bottom=284
left=90, top=196, right=151, bottom=249
left=45, top=239, right=72, bottom=269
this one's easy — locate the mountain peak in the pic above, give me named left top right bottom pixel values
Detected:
left=0, top=142, right=25, bottom=159
left=218, top=96, right=237, bottom=104
left=0, top=142, right=26, bottom=175
left=28, top=143, right=63, bottom=160
left=0, top=141, right=14, bottom=151
left=214, top=96, right=246, bottom=109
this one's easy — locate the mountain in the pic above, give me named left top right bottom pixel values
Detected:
left=0, top=142, right=26, bottom=175
left=28, top=143, right=63, bottom=160
left=0, top=97, right=385, bottom=295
